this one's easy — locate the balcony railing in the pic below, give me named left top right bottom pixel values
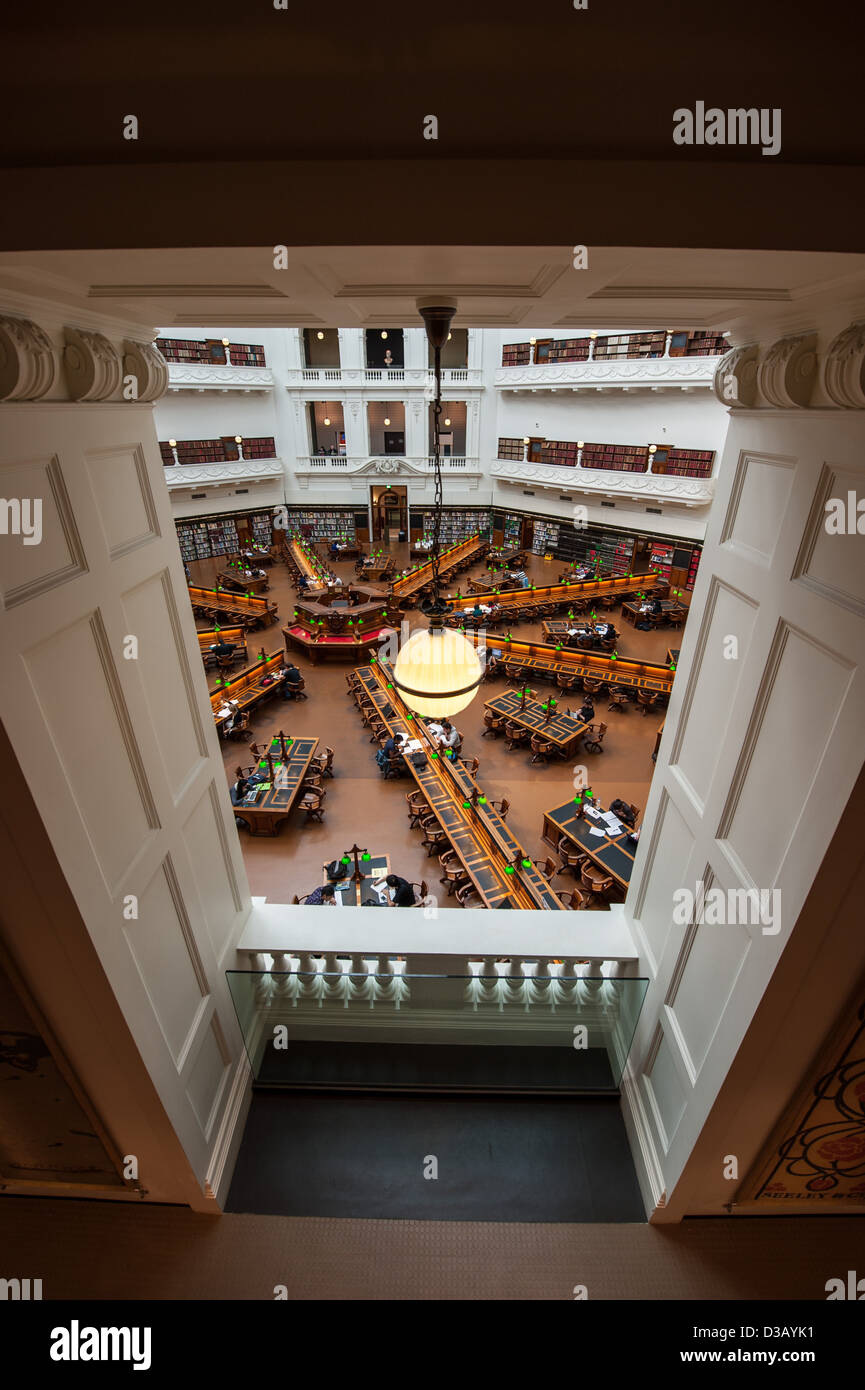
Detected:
left=285, top=367, right=483, bottom=388
left=163, top=457, right=283, bottom=489
left=297, top=454, right=478, bottom=476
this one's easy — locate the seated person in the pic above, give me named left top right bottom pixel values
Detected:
left=383, top=731, right=406, bottom=760
left=436, top=719, right=461, bottom=750
left=230, top=775, right=250, bottom=805
left=384, top=873, right=416, bottom=907
left=609, top=798, right=636, bottom=828
left=649, top=598, right=663, bottom=615
left=351, top=591, right=364, bottom=605
left=517, top=571, right=531, bottom=589
left=330, top=540, right=340, bottom=557
left=210, top=639, right=237, bottom=658
left=304, top=883, right=336, bottom=906
left=576, top=700, right=595, bottom=725
left=282, top=663, right=303, bottom=697
left=297, top=575, right=310, bottom=591
left=218, top=698, right=242, bottom=733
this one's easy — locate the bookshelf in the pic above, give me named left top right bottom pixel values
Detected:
left=682, top=331, right=727, bottom=357
left=501, top=343, right=532, bottom=367
left=241, top=436, right=277, bottom=459
left=532, top=520, right=559, bottom=556
left=174, top=439, right=227, bottom=466
left=283, top=508, right=357, bottom=542
left=580, top=442, right=649, bottom=473
left=175, top=508, right=275, bottom=562
left=543, top=337, right=591, bottom=363
left=497, top=437, right=526, bottom=461
left=422, top=509, right=490, bottom=544
left=686, top=549, right=700, bottom=591
left=649, top=543, right=675, bottom=584
left=156, top=338, right=211, bottom=364
left=593, top=331, right=666, bottom=360
left=664, top=448, right=715, bottom=478
left=228, top=343, right=266, bottom=367
left=536, top=440, right=579, bottom=468
left=503, top=513, right=522, bottom=543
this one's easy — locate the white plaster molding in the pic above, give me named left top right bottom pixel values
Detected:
left=713, top=345, right=760, bottom=408
left=490, top=460, right=715, bottom=505
left=167, top=363, right=274, bottom=392
left=757, top=332, right=818, bottom=409
left=63, top=327, right=123, bottom=402
left=123, top=339, right=169, bottom=403
left=495, top=358, right=720, bottom=391
left=823, top=321, right=865, bottom=409
left=163, top=458, right=284, bottom=489
left=295, top=454, right=483, bottom=481
left=0, top=314, right=57, bottom=400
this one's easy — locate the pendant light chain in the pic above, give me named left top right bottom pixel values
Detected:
left=430, top=342, right=443, bottom=608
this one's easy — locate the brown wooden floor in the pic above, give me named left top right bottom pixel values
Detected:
left=191, top=544, right=680, bottom=906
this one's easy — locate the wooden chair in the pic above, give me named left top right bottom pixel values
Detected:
left=455, top=880, right=484, bottom=909
left=637, top=689, right=658, bottom=717
left=504, top=721, right=530, bottom=752
left=406, top=790, right=430, bottom=828
left=530, top=733, right=556, bottom=766
left=482, top=710, right=506, bottom=738
left=300, top=787, right=326, bottom=822
left=488, top=797, right=509, bottom=820
left=438, top=849, right=468, bottom=895
left=368, top=720, right=386, bottom=744
left=459, top=755, right=479, bottom=777
left=607, top=687, right=630, bottom=713
left=583, top=721, right=607, bottom=754
left=532, top=856, right=558, bottom=881
left=556, top=887, right=587, bottom=909
left=557, top=836, right=588, bottom=877
left=409, top=879, right=430, bottom=904
left=557, top=672, right=579, bottom=694
left=311, top=745, right=335, bottom=778
left=291, top=893, right=311, bottom=904
left=582, top=675, right=603, bottom=696
left=421, top=823, right=450, bottom=857
left=382, top=752, right=406, bottom=780
left=225, top=712, right=252, bottom=741
left=650, top=612, right=667, bottom=631
left=284, top=676, right=308, bottom=701
left=599, top=594, right=618, bottom=610
left=580, top=861, right=615, bottom=905
left=505, top=664, right=529, bottom=688
left=667, top=607, right=686, bottom=630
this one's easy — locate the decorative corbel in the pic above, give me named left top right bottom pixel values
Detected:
left=63, top=327, right=123, bottom=402
left=0, top=314, right=57, bottom=400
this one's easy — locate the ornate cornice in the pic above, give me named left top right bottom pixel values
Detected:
left=490, top=460, right=715, bottom=507
left=823, top=322, right=865, bottom=409
left=123, top=339, right=169, bottom=402
left=757, top=333, right=818, bottom=408
left=63, top=327, right=123, bottom=402
left=0, top=314, right=57, bottom=400
left=712, top=327, right=865, bottom=410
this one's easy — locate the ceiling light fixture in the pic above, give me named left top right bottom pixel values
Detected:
left=392, top=300, right=482, bottom=718
left=381, top=331, right=388, bottom=339
left=317, top=330, right=325, bottom=340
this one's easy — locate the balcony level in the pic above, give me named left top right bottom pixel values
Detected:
left=294, top=454, right=483, bottom=489
left=158, top=336, right=274, bottom=392
left=496, top=355, right=722, bottom=394
left=491, top=457, right=715, bottom=508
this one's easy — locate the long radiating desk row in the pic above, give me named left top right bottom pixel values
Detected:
left=446, top=572, right=665, bottom=614
left=210, top=651, right=288, bottom=730
left=286, top=536, right=332, bottom=589
left=353, top=661, right=563, bottom=910
left=464, top=631, right=675, bottom=695
left=484, top=690, right=589, bottom=756
left=390, top=534, right=489, bottom=605
left=188, top=586, right=278, bottom=628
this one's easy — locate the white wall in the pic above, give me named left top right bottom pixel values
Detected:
left=492, top=390, right=729, bottom=464
left=620, top=406, right=865, bottom=1217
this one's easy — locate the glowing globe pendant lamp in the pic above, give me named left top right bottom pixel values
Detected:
left=392, top=299, right=482, bottom=718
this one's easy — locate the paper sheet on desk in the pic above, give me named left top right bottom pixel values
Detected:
left=585, top=806, right=601, bottom=819
left=589, top=827, right=607, bottom=837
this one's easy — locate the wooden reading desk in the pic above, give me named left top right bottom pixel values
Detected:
left=543, top=799, right=638, bottom=889
left=210, top=652, right=288, bottom=730
left=622, top=598, right=684, bottom=626
left=467, top=631, right=675, bottom=696
left=232, top=733, right=319, bottom=836
left=188, top=586, right=278, bottom=628
left=484, top=690, right=589, bottom=757
left=354, top=660, right=563, bottom=910
left=216, top=567, right=269, bottom=594
left=447, top=572, right=664, bottom=617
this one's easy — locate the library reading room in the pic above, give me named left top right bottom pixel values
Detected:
left=1, top=238, right=865, bottom=1305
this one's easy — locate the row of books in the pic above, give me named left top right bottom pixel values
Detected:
left=160, top=437, right=276, bottom=465
left=422, top=509, right=490, bottom=543
left=501, top=329, right=728, bottom=367
left=157, top=338, right=267, bottom=367
left=285, top=508, right=357, bottom=542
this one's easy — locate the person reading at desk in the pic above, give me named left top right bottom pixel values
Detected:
left=218, top=699, right=242, bottom=734
left=383, top=731, right=405, bottom=760
left=577, top=699, right=595, bottom=726
left=210, top=639, right=237, bottom=658
left=383, top=874, right=416, bottom=907
left=609, top=798, right=636, bottom=828
left=282, top=664, right=303, bottom=698
left=436, top=719, right=461, bottom=750
left=305, top=884, right=336, bottom=906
